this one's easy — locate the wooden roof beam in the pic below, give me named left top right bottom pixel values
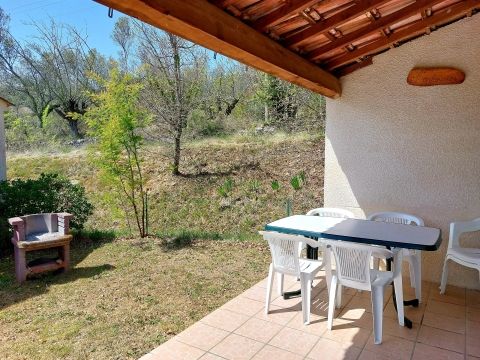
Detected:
left=307, top=0, right=448, bottom=61
left=94, top=0, right=341, bottom=98
left=285, top=0, right=393, bottom=47
left=326, top=0, right=480, bottom=70
left=253, top=0, right=321, bottom=31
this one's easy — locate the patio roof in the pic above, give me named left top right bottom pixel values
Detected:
left=95, top=0, right=479, bottom=98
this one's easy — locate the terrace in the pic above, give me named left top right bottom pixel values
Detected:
left=141, top=273, right=480, bottom=359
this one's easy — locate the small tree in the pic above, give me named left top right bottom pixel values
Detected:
left=85, top=66, right=150, bottom=237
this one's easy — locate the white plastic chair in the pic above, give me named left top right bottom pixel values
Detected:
left=306, top=207, right=355, bottom=219
left=305, top=208, right=355, bottom=293
left=367, top=212, right=424, bottom=302
left=324, top=240, right=404, bottom=345
left=440, top=218, right=480, bottom=293
left=260, top=231, right=323, bottom=325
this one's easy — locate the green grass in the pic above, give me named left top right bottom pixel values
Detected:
left=0, top=235, right=270, bottom=359
left=1, top=132, right=325, bottom=359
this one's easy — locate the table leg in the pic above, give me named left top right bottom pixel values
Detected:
left=283, top=244, right=318, bottom=300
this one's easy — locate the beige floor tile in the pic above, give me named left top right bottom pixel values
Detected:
left=382, top=316, right=419, bottom=341
left=241, top=285, right=273, bottom=303
left=222, top=296, right=265, bottom=317
left=467, top=320, right=480, bottom=336
left=201, top=308, right=249, bottom=332
left=234, top=317, right=282, bottom=343
left=384, top=300, right=426, bottom=324
left=422, top=311, right=466, bottom=334
left=430, top=285, right=466, bottom=306
left=338, top=307, right=374, bottom=330
left=252, top=345, right=303, bottom=360
left=210, top=333, right=264, bottom=360
left=468, top=335, right=480, bottom=357
left=425, top=299, right=466, bottom=319
left=364, top=333, right=414, bottom=360
left=307, top=337, right=362, bottom=360
left=268, top=326, right=320, bottom=357
left=467, top=289, right=480, bottom=308
left=467, top=307, right=480, bottom=322
left=358, top=349, right=400, bottom=360
left=467, top=357, right=480, bottom=360
left=417, top=325, right=465, bottom=353
left=138, top=353, right=161, bottom=360
left=200, top=353, right=225, bottom=360
left=150, top=339, right=205, bottom=360
left=176, top=322, right=229, bottom=351
left=285, top=312, right=329, bottom=336
left=322, top=323, right=372, bottom=348
left=254, top=304, right=298, bottom=325
left=344, top=295, right=375, bottom=312
left=412, top=343, right=464, bottom=360
left=271, top=293, right=303, bottom=309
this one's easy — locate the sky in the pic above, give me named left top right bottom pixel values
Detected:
left=0, top=0, right=122, bottom=58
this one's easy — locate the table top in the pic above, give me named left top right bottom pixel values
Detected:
left=265, top=215, right=442, bottom=251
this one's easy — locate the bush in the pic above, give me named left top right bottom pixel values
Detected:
left=0, top=173, right=94, bottom=256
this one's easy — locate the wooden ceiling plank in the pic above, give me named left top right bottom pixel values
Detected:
left=253, top=0, right=321, bottom=31
left=308, top=0, right=447, bottom=60
left=326, top=0, right=480, bottom=70
left=285, top=0, right=393, bottom=47
left=94, top=0, right=341, bottom=98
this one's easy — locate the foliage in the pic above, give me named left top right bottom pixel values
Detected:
left=0, top=173, right=93, bottom=255
left=290, top=171, right=306, bottom=191
left=85, top=66, right=150, bottom=237
left=217, top=178, right=234, bottom=198
left=270, top=180, right=280, bottom=191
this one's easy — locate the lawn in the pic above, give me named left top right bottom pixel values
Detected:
left=0, top=133, right=324, bottom=359
left=0, top=234, right=270, bottom=359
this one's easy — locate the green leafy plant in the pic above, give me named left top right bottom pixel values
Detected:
left=217, top=178, right=234, bottom=198
left=0, top=173, right=93, bottom=256
left=85, top=66, right=151, bottom=238
left=270, top=180, right=280, bottom=191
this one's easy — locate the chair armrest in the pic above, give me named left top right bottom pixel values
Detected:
left=57, top=213, right=73, bottom=235
left=8, top=217, right=25, bottom=242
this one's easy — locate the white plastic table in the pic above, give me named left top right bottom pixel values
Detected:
left=264, top=215, right=442, bottom=328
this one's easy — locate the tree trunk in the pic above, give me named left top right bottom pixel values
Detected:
left=172, top=135, right=181, bottom=176
left=67, top=119, right=82, bottom=139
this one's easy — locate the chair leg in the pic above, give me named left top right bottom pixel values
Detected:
left=14, top=247, right=27, bottom=283
left=371, top=286, right=384, bottom=344
left=439, top=258, right=449, bottom=294
left=301, top=274, right=312, bottom=325
left=393, top=276, right=405, bottom=327
left=325, top=245, right=332, bottom=295
left=335, top=284, right=342, bottom=308
left=265, top=264, right=275, bottom=314
left=412, top=252, right=421, bottom=302
left=327, top=276, right=337, bottom=330
left=277, top=273, right=284, bottom=296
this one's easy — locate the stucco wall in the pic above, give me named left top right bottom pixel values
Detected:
left=324, top=15, right=480, bottom=289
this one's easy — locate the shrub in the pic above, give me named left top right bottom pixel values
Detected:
left=0, top=173, right=93, bottom=256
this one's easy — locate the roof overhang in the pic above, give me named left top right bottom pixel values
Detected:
left=94, top=0, right=479, bottom=98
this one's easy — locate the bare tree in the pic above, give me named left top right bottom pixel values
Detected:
left=0, top=11, right=108, bottom=138
left=118, top=18, right=207, bottom=175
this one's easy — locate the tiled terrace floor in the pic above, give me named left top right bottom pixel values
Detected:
left=141, top=271, right=480, bottom=360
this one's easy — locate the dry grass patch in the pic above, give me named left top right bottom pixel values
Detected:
left=0, top=235, right=269, bottom=359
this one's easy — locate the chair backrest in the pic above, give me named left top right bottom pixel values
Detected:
left=260, top=231, right=307, bottom=276
left=367, top=211, right=424, bottom=226
left=21, top=213, right=58, bottom=236
left=323, top=240, right=376, bottom=291
left=449, top=218, right=480, bottom=249
left=306, top=207, right=355, bottom=219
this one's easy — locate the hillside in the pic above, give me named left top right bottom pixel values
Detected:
left=7, top=133, right=326, bottom=238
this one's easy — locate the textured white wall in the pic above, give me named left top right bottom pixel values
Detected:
left=324, top=15, right=480, bottom=288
